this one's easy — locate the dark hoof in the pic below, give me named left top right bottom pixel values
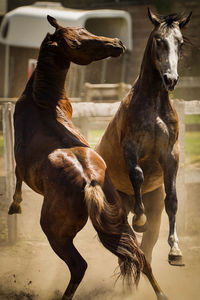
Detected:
left=8, top=202, right=22, bottom=215
left=168, top=254, right=185, bottom=266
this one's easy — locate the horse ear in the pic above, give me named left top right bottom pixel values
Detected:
left=179, top=12, right=192, bottom=29
left=47, top=15, right=60, bottom=30
left=147, top=8, right=160, bottom=26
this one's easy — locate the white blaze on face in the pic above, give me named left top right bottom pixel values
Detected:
left=165, top=28, right=182, bottom=79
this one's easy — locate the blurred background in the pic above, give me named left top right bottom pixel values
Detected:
left=0, top=0, right=200, bottom=99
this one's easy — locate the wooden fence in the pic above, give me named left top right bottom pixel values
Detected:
left=1, top=98, right=200, bottom=243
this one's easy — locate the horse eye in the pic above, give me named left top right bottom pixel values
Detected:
left=179, top=42, right=184, bottom=51
left=156, top=38, right=162, bottom=46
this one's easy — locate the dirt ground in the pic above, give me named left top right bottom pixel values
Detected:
left=0, top=183, right=200, bottom=300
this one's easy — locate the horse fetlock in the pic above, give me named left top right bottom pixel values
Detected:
left=13, top=193, right=22, bottom=203
left=8, top=202, right=22, bottom=215
left=168, top=234, right=178, bottom=248
left=134, top=200, right=145, bottom=216
left=169, top=244, right=182, bottom=257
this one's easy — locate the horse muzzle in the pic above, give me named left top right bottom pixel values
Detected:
left=111, top=38, right=126, bottom=56
left=163, top=73, right=179, bottom=91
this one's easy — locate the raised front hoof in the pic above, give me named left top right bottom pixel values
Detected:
left=8, top=203, right=22, bottom=215
left=157, top=292, right=168, bottom=300
left=132, top=222, right=148, bottom=233
left=132, top=214, right=148, bottom=233
left=168, top=254, right=185, bottom=266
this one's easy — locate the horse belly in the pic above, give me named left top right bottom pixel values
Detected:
left=108, top=161, right=134, bottom=195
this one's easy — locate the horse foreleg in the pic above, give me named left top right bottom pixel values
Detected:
left=124, top=144, right=147, bottom=232
left=8, top=167, right=23, bottom=214
left=142, top=257, right=168, bottom=300
left=140, top=186, right=164, bottom=263
left=162, top=151, right=184, bottom=266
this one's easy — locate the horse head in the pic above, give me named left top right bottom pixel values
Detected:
left=46, top=15, right=125, bottom=65
left=148, top=8, right=192, bottom=91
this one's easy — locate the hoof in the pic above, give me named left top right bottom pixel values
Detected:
left=132, top=222, right=148, bottom=233
left=168, top=254, right=185, bottom=266
left=8, top=202, right=22, bottom=215
left=132, top=214, right=148, bottom=233
left=157, top=292, right=168, bottom=300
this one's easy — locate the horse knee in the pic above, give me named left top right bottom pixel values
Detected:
left=129, top=165, right=144, bottom=187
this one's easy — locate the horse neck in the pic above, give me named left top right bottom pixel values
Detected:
left=33, top=49, right=72, bottom=118
left=134, top=34, right=169, bottom=108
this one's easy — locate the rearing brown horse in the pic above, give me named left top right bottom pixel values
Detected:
left=8, top=16, right=167, bottom=300
left=96, top=9, right=192, bottom=266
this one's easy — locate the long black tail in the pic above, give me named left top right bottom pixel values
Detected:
left=84, top=180, right=144, bottom=286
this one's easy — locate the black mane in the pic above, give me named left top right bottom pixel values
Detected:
left=161, top=13, right=182, bottom=26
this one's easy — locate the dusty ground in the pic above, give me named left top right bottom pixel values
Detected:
left=0, top=184, right=200, bottom=300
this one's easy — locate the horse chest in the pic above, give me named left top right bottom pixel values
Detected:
left=130, top=115, right=170, bottom=156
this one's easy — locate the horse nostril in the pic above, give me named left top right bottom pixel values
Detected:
left=114, top=38, right=126, bottom=51
left=163, top=74, right=178, bottom=90
left=171, top=76, right=178, bottom=87
left=174, top=78, right=178, bottom=85
left=163, top=74, right=171, bottom=85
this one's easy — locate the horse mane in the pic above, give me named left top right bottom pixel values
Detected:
left=160, top=13, right=183, bottom=26
left=149, top=11, right=188, bottom=29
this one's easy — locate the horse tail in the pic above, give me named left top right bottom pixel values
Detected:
left=84, top=179, right=144, bottom=286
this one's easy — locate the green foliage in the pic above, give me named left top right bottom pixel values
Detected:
left=88, top=129, right=104, bottom=149
left=185, top=131, right=200, bottom=165
left=185, top=115, right=200, bottom=125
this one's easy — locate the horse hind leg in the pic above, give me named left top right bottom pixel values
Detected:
left=140, top=186, right=164, bottom=263
left=44, top=234, right=87, bottom=300
left=8, top=167, right=23, bottom=214
left=142, top=257, right=168, bottom=300
left=40, top=203, right=87, bottom=300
